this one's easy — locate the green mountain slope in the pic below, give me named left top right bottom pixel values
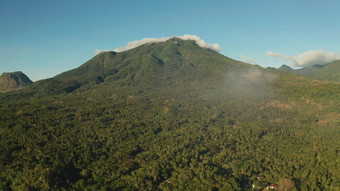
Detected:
left=57, top=38, right=250, bottom=80
left=0, top=71, right=33, bottom=93
left=29, top=38, right=253, bottom=96
left=277, top=64, right=294, bottom=73
left=278, top=60, right=340, bottom=82
left=0, top=39, right=340, bottom=190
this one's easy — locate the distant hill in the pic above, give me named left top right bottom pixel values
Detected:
left=277, top=65, right=294, bottom=73
left=0, top=71, right=33, bottom=93
left=278, top=60, right=340, bottom=82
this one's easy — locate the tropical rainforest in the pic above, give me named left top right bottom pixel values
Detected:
left=0, top=38, right=339, bottom=190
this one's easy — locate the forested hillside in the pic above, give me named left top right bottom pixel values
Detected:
left=278, top=60, right=340, bottom=82
left=0, top=38, right=339, bottom=190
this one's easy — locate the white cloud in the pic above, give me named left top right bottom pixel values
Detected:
left=266, top=51, right=283, bottom=57
left=94, top=49, right=110, bottom=55
left=266, top=49, right=340, bottom=67
left=294, top=50, right=340, bottom=67
left=94, top=35, right=222, bottom=54
left=266, top=51, right=296, bottom=61
left=240, top=54, right=255, bottom=63
left=177, top=35, right=222, bottom=52
left=113, top=37, right=171, bottom=52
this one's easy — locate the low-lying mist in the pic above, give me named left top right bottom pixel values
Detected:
left=201, top=67, right=277, bottom=100
left=225, top=67, right=277, bottom=98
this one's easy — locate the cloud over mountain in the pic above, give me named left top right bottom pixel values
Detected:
left=113, top=37, right=171, bottom=52
left=266, top=49, right=340, bottom=67
left=176, top=35, right=222, bottom=52
left=95, top=35, right=222, bottom=54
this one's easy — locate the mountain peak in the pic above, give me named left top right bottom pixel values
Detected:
left=278, top=65, right=293, bottom=72
left=111, top=35, right=222, bottom=53
left=57, top=36, right=247, bottom=82
left=0, top=71, right=33, bottom=93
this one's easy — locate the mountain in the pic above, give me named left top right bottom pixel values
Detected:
left=0, top=38, right=340, bottom=190
left=0, top=71, right=33, bottom=93
left=56, top=38, right=251, bottom=82
left=278, top=60, right=340, bottom=82
left=277, top=64, right=294, bottom=73
left=29, top=38, right=254, bottom=95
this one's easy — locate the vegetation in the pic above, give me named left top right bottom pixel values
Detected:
left=0, top=71, right=33, bottom=93
left=0, top=38, right=339, bottom=190
left=278, top=60, right=340, bottom=82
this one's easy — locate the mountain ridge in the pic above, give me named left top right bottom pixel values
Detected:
left=25, top=38, right=257, bottom=96
left=56, top=38, right=251, bottom=81
left=278, top=60, right=340, bottom=82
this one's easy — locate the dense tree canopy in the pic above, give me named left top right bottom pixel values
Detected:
left=0, top=39, right=339, bottom=190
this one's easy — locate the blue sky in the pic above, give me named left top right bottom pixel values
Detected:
left=1, top=0, right=340, bottom=81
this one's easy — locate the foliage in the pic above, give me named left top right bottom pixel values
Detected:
left=0, top=38, right=339, bottom=190
left=278, top=60, right=340, bottom=82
